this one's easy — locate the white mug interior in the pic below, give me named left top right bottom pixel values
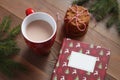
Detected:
left=21, top=12, right=57, bottom=43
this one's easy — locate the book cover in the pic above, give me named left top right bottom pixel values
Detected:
left=51, top=38, right=110, bottom=80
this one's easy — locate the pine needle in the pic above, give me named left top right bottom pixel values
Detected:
left=0, top=40, right=19, bottom=57
left=73, top=0, right=89, bottom=5
left=9, top=24, right=21, bottom=39
left=0, top=16, right=11, bottom=32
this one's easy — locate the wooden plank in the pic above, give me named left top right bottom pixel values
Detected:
left=45, top=0, right=74, bottom=12
left=0, top=0, right=119, bottom=80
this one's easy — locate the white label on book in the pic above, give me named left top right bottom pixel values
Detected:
left=68, top=51, right=97, bottom=73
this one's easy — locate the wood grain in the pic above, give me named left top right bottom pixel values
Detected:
left=0, top=0, right=119, bottom=80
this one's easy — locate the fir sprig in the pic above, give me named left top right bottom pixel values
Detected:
left=73, top=0, right=120, bottom=34
left=0, top=16, right=26, bottom=78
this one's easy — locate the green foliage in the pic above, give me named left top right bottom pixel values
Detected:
left=0, top=16, right=11, bottom=33
left=73, top=0, right=89, bottom=5
left=0, top=59, right=26, bottom=77
left=9, top=24, right=21, bottom=39
left=90, top=0, right=117, bottom=21
left=0, top=40, right=19, bottom=58
left=0, top=16, right=26, bottom=78
left=73, top=0, right=120, bottom=34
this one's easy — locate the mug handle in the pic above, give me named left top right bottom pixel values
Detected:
left=25, top=8, right=34, bottom=16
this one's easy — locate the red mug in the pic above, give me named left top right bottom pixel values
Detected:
left=21, top=8, right=57, bottom=55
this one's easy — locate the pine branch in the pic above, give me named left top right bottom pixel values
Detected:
left=89, top=0, right=116, bottom=21
left=0, top=16, right=27, bottom=78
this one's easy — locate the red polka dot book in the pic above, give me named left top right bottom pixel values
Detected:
left=51, top=38, right=110, bottom=80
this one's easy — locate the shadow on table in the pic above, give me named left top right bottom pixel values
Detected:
left=21, top=42, right=61, bottom=75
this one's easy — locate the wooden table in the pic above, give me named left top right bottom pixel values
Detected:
left=0, top=0, right=120, bottom=80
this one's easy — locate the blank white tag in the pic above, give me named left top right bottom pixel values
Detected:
left=68, top=51, right=97, bottom=72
